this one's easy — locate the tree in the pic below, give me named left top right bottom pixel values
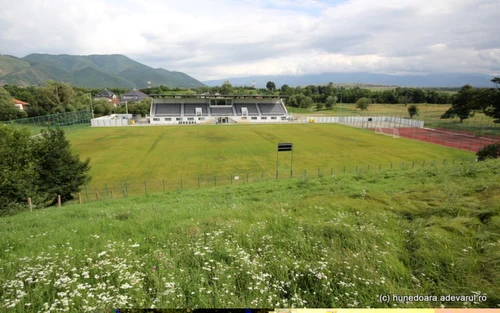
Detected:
left=299, top=96, right=314, bottom=109
left=266, top=81, right=276, bottom=91
left=355, top=97, right=371, bottom=110
left=480, top=77, right=500, bottom=123
left=325, top=96, right=337, bottom=109
left=407, top=104, right=419, bottom=119
left=446, top=85, right=479, bottom=123
left=38, top=81, right=74, bottom=113
left=316, top=102, right=325, bottom=110
left=492, top=77, right=500, bottom=90
left=131, top=98, right=151, bottom=117
left=0, top=125, right=35, bottom=215
left=92, top=99, right=114, bottom=116
left=32, top=127, right=91, bottom=206
left=476, top=143, right=500, bottom=161
left=220, top=80, right=233, bottom=95
left=0, top=87, right=27, bottom=121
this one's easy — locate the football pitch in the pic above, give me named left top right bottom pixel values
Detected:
left=67, top=124, right=474, bottom=188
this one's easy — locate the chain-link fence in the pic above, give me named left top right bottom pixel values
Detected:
left=2, top=110, right=92, bottom=135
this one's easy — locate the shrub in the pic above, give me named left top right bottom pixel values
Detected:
left=355, top=97, right=371, bottom=110
left=408, top=104, right=419, bottom=118
left=476, top=143, right=500, bottom=161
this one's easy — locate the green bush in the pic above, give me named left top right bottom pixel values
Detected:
left=0, top=125, right=91, bottom=214
left=476, top=143, right=500, bottom=161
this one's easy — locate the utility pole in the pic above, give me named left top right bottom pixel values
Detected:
left=89, top=92, right=94, bottom=119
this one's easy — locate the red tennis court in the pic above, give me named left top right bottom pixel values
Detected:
left=397, top=128, right=500, bottom=152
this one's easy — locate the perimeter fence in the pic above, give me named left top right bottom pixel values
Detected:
left=67, top=157, right=475, bottom=205
left=1, top=110, right=92, bottom=135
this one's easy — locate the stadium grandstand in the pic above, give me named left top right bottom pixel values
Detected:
left=149, top=94, right=290, bottom=125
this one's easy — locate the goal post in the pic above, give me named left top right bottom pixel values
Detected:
left=375, top=126, right=400, bottom=138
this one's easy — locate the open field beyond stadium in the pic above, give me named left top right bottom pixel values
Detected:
left=67, top=123, right=473, bottom=189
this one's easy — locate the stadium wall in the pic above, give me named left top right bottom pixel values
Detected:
left=91, top=114, right=132, bottom=127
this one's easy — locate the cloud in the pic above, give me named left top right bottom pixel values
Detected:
left=0, top=0, right=499, bottom=80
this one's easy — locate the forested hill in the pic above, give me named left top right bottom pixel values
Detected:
left=0, top=54, right=205, bottom=89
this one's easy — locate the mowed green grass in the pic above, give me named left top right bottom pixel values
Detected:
left=67, top=124, right=473, bottom=188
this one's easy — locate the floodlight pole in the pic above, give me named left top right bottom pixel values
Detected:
left=89, top=92, right=94, bottom=119
left=125, top=101, right=128, bottom=116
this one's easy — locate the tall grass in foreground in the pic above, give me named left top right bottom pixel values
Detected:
left=0, top=160, right=499, bottom=310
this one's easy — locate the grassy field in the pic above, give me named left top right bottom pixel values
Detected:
left=1, top=159, right=499, bottom=310
left=66, top=124, right=473, bottom=190
left=287, top=103, right=449, bottom=116
left=288, top=104, right=500, bottom=136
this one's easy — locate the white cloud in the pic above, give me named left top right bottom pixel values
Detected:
left=0, top=0, right=499, bottom=81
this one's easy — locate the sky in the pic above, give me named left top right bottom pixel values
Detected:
left=1, top=0, right=499, bottom=81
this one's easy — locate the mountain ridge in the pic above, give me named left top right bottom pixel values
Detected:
left=203, top=72, right=496, bottom=88
left=0, top=53, right=205, bottom=89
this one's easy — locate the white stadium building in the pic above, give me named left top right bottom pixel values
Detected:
left=148, top=94, right=290, bottom=125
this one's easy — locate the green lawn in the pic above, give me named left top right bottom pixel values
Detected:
left=67, top=124, right=473, bottom=192
left=1, top=160, right=499, bottom=310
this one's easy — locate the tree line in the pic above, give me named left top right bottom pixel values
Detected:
left=1, top=78, right=498, bottom=121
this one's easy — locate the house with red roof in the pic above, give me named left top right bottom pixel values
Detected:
left=12, top=98, right=29, bottom=110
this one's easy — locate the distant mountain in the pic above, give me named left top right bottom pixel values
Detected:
left=0, top=55, right=31, bottom=76
left=203, top=72, right=496, bottom=88
left=0, top=54, right=205, bottom=89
